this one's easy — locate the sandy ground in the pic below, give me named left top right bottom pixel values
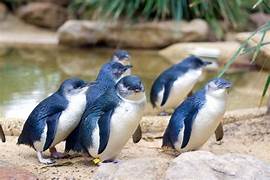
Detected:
left=0, top=115, right=269, bottom=179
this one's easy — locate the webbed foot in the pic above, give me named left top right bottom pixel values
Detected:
left=37, top=151, right=55, bottom=164
left=50, top=147, right=69, bottom=159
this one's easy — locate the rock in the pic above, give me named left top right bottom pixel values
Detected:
left=165, top=151, right=270, bottom=180
left=0, top=161, right=37, bottom=180
left=250, top=13, right=270, bottom=28
left=93, top=158, right=169, bottom=180
left=159, top=41, right=251, bottom=68
left=17, top=2, right=68, bottom=29
left=36, top=0, right=70, bottom=6
left=236, top=32, right=270, bottom=70
left=0, top=2, right=7, bottom=20
left=58, top=19, right=209, bottom=48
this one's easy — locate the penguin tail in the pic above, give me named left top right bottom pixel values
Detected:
left=65, top=127, right=85, bottom=153
left=17, top=131, right=33, bottom=148
left=162, top=133, right=174, bottom=149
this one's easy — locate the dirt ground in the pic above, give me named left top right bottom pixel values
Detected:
left=0, top=115, right=269, bottom=179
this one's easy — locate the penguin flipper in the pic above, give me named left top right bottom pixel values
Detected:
left=97, top=110, right=114, bottom=154
left=132, top=125, right=142, bottom=143
left=164, top=96, right=201, bottom=149
left=0, top=125, right=6, bottom=143
left=17, top=94, right=67, bottom=149
left=43, top=112, right=61, bottom=150
left=215, top=122, right=224, bottom=141
left=162, top=111, right=185, bottom=149
left=161, top=79, right=175, bottom=106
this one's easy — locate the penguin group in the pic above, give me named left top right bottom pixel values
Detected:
left=17, top=50, right=232, bottom=164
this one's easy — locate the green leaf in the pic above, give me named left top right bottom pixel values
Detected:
left=253, top=0, right=264, bottom=9
left=259, top=74, right=270, bottom=106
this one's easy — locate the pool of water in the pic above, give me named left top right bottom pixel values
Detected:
left=0, top=46, right=269, bottom=119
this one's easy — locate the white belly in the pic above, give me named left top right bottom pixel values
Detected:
left=178, top=93, right=227, bottom=152
left=157, top=69, right=202, bottom=110
left=50, top=93, right=86, bottom=147
left=93, top=99, right=146, bottom=161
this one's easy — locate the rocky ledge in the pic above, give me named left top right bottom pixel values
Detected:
left=94, top=151, right=270, bottom=180
left=58, top=19, right=209, bottom=48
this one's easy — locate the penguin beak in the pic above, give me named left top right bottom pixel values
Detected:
left=124, top=65, right=133, bottom=70
left=223, top=82, right=232, bottom=89
left=202, top=61, right=212, bottom=66
left=219, top=81, right=232, bottom=89
left=122, top=65, right=133, bottom=73
left=134, top=84, right=144, bottom=93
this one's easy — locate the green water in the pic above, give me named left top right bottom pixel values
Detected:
left=0, top=46, right=269, bottom=119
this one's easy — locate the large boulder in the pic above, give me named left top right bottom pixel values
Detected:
left=236, top=32, right=270, bottom=70
left=165, top=151, right=270, bottom=180
left=17, top=2, right=68, bottom=29
left=58, top=19, right=209, bottom=48
left=92, top=158, right=170, bottom=180
left=159, top=41, right=251, bottom=68
left=250, top=13, right=270, bottom=28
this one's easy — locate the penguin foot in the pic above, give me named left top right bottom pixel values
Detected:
left=215, top=140, right=223, bottom=145
left=51, top=152, right=69, bottom=159
left=37, top=152, right=55, bottom=164
left=50, top=147, right=69, bottom=159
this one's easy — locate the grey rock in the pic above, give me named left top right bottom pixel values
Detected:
left=17, top=2, right=68, bottom=29
left=165, top=151, right=270, bottom=180
left=58, top=19, right=209, bottom=48
left=93, top=158, right=170, bottom=180
left=250, top=13, right=270, bottom=28
left=159, top=41, right=251, bottom=70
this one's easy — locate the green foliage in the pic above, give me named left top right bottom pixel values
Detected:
left=260, top=75, right=270, bottom=105
left=218, top=0, right=270, bottom=103
left=218, top=21, right=270, bottom=77
left=69, top=0, right=257, bottom=38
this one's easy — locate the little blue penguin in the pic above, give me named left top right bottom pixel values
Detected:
left=0, top=125, right=5, bottom=142
left=111, top=49, right=131, bottom=75
left=74, top=75, right=146, bottom=164
left=110, top=49, right=142, bottom=142
left=150, top=55, right=211, bottom=111
left=64, top=62, right=133, bottom=152
left=17, top=78, right=89, bottom=164
left=162, top=78, right=232, bottom=152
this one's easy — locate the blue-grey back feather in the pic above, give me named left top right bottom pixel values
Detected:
left=150, top=56, right=206, bottom=107
left=79, top=88, right=120, bottom=154
left=17, top=93, right=68, bottom=150
left=150, top=63, right=188, bottom=107
left=162, top=89, right=206, bottom=149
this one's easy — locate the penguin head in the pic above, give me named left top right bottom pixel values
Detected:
left=116, top=75, right=146, bottom=101
left=111, top=49, right=130, bottom=65
left=58, top=78, right=89, bottom=98
left=181, top=55, right=212, bottom=69
left=205, top=78, right=232, bottom=98
left=110, top=62, right=133, bottom=81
